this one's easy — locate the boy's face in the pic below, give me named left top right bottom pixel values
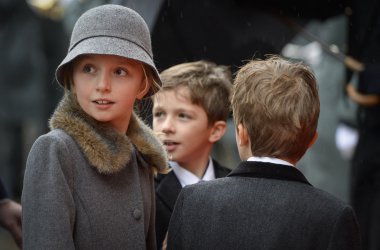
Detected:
left=152, top=87, right=214, bottom=167
left=72, top=54, right=147, bottom=133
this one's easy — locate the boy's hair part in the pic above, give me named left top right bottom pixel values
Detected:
left=231, top=55, right=320, bottom=161
left=157, top=60, right=232, bottom=125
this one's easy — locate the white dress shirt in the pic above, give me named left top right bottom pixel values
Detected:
left=170, top=157, right=216, bottom=187
left=247, top=156, right=294, bottom=167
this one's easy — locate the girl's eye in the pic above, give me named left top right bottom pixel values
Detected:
left=83, top=64, right=95, bottom=73
left=115, top=68, right=127, bottom=76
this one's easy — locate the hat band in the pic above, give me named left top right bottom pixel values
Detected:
left=70, top=32, right=152, bottom=59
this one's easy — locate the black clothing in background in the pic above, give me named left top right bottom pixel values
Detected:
left=349, top=1, right=380, bottom=249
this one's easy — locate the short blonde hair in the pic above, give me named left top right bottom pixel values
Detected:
left=156, top=60, right=232, bottom=125
left=231, top=56, right=320, bottom=161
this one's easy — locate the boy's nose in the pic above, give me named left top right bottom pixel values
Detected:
left=162, top=118, right=175, bottom=133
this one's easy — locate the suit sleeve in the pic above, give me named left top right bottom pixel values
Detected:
left=167, top=189, right=185, bottom=250
left=21, top=134, right=76, bottom=250
left=327, top=206, right=362, bottom=250
left=155, top=193, right=171, bottom=249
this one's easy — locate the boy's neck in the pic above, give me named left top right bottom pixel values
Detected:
left=176, top=155, right=211, bottom=179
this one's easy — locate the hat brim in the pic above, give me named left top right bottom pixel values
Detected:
left=56, top=36, right=161, bottom=98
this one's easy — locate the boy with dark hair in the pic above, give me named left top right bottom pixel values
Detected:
left=152, top=60, right=232, bottom=249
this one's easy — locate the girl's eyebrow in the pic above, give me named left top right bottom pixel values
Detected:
left=77, top=55, right=139, bottom=66
left=116, top=58, right=140, bottom=67
left=78, top=54, right=91, bottom=60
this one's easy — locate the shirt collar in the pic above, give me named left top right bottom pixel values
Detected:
left=170, top=157, right=215, bottom=187
left=247, top=156, right=294, bottom=167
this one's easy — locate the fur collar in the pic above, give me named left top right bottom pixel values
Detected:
left=49, top=92, right=168, bottom=174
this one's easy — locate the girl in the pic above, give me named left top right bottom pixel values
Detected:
left=21, top=4, right=167, bottom=249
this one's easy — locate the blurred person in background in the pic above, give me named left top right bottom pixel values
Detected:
left=0, top=177, right=21, bottom=249
left=347, top=0, right=380, bottom=249
left=0, top=0, right=67, bottom=200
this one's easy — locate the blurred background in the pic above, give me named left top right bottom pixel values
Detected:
left=1, top=0, right=379, bottom=249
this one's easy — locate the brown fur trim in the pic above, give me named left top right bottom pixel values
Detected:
left=49, top=92, right=168, bottom=174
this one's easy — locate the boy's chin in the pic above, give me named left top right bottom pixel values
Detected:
left=168, top=154, right=174, bottom=161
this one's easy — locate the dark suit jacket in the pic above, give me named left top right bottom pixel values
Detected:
left=155, top=159, right=230, bottom=249
left=167, top=161, right=362, bottom=250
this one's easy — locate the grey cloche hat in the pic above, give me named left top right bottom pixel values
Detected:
left=56, top=4, right=161, bottom=97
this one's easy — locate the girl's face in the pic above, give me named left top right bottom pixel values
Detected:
left=72, top=54, right=148, bottom=133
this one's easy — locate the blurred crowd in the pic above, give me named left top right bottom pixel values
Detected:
left=1, top=0, right=379, bottom=249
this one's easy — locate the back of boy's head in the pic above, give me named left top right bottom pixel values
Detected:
left=55, top=4, right=161, bottom=97
left=231, top=56, right=320, bottom=161
left=158, top=60, right=232, bottom=125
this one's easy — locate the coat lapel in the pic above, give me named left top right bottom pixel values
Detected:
left=155, top=171, right=182, bottom=211
left=213, top=159, right=231, bottom=178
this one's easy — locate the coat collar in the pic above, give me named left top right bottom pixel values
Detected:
left=213, top=159, right=231, bottom=178
left=49, top=92, right=168, bottom=174
left=228, top=161, right=311, bottom=186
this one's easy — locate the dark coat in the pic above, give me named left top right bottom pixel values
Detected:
left=349, top=1, right=380, bottom=250
left=155, top=160, right=230, bottom=249
left=167, top=161, right=362, bottom=250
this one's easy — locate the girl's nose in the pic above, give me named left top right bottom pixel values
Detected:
left=96, top=73, right=111, bottom=92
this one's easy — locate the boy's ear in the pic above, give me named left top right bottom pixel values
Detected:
left=136, top=78, right=150, bottom=100
left=237, top=123, right=249, bottom=147
left=308, top=131, right=318, bottom=148
left=209, top=121, right=227, bottom=143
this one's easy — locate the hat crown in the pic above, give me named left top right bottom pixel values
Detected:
left=70, top=4, right=152, bottom=58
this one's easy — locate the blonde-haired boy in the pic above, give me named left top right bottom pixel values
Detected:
left=152, top=60, right=232, bottom=249
left=167, top=56, right=362, bottom=250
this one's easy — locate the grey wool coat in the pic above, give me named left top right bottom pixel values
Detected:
left=21, top=93, right=168, bottom=250
left=167, top=161, right=362, bottom=250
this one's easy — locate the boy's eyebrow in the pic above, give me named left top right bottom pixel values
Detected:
left=172, top=107, right=197, bottom=115
left=152, top=105, right=163, bottom=111
left=152, top=104, right=196, bottom=114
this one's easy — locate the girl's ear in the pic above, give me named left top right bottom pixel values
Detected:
left=136, top=78, right=150, bottom=100
left=209, top=121, right=227, bottom=143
